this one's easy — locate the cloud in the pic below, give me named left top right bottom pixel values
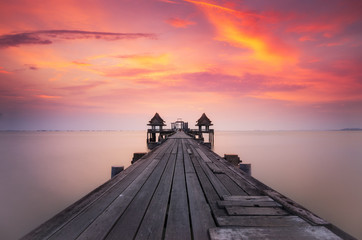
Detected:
left=158, top=0, right=178, bottom=3
left=103, top=68, right=161, bottom=77
left=169, top=71, right=306, bottom=94
left=59, top=81, right=108, bottom=93
left=115, top=53, right=170, bottom=66
left=24, top=64, right=38, bottom=70
left=35, top=95, right=61, bottom=99
left=0, top=30, right=157, bottom=48
left=0, top=66, right=11, bottom=74
left=72, top=61, right=92, bottom=66
left=165, top=17, right=196, bottom=28
left=185, top=0, right=297, bottom=65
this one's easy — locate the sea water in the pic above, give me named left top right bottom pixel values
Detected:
left=0, top=131, right=361, bottom=239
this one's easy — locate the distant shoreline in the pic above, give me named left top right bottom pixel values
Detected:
left=339, top=128, right=362, bottom=131
left=1, top=129, right=362, bottom=132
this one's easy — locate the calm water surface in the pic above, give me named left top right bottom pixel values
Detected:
left=0, top=131, right=361, bottom=239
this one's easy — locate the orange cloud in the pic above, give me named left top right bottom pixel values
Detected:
left=0, top=66, right=11, bottom=74
left=72, top=61, right=92, bottom=66
left=158, top=0, right=178, bottom=3
left=165, top=17, right=195, bottom=28
left=35, top=95, right=61, bottom=99
left=299, top=36, right=315, bottom=42
left=186, top=0, right=297, bottom=66
left=118, top=53, right=171, bottom=66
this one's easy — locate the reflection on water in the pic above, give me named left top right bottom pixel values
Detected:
left=0, top=131, right=361, bottom=239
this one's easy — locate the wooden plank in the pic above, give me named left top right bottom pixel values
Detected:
left=218, top=200, right=281, bottom=208
left=185, top=142, right=226, bottom=217
left=206, top=162, right=224, bottom=174
left=216, top=174, right=248, bottom=196
left=187, top=148, right=192, bottom=155
left=75, top=141, right=177, bottom=240
left=134, top=145, right=177, bottom=240
left=203, top=147, right=330, bottom=226
left=183, top=140, right=216, bottom=239
left=186, top=173, right=216, bottom=240
left=183, top=140, right=195, bottom=174
left=200, top=147, right=261, bottom=196
left=209, top=226, right=343, bottom=240
left=47, top=140, right=174, bottom=240
left=104, top=141, right=177, bottom=240
left=225, top=206, right=289, bottom=216
left=222, top=196, right=274, bottom=201
left=264, top=189, right=329, bottom=225
left=196, top=147, right=212, bottom=162
left=168, top=131, right=191, bottom=139
left=188, top=143, right=230, bottom=198
left=216, top=215, right=308, bottom=227
left=184, top=139, right=227, bottom=218
left=75, top=158, right=160, bottom=240
left=164, top=141, right=191, bottom=240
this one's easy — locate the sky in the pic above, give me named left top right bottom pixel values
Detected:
left=0, top=0, right=361, bottom=130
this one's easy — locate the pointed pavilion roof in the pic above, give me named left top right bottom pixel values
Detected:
left=148, top=112, right=166, bottom=126
left=196, top=113, right=213, bottom=126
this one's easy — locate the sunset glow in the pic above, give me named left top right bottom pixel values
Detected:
left=0, top=0, right=361, bottom=130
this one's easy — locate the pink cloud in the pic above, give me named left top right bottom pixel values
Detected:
left=166, top=71, right=307, bottom=94
left=158, top=0, right=179, bottom=3
left=0, top=30, right=157, bottom=48
left=165, top=17, right=196, bottom=28
left=59, top=81, right=108, bottom=94
left=0, top=66, right=11, bottom=74
left=103, top=68, right=161, bottom=77
left=299, top=36, right=316, bottom=42
left=35, top=95, right=61, bottom=99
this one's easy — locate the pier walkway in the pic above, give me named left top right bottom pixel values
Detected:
left=23, top=131, right=353, bottom=239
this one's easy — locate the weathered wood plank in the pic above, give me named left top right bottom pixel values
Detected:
left=188, top=143, right=230, bottom=198
left=183, top=141, right=195, bottom=174
left=264, top=189, right=329, bottom=225
left=197, top=145, right=261, bottom=195
left=222, top=195, right=274, bottom=201
left=134, top=145, right=177, bottom=240
left=216, top=174, right=248, bottom=196
left=165, top=141, right=191, bottom=240
left=75, top=140, right=176, bottom=240
left=186, top=173, right=216, bottom=240
left=225, top=206, right=289, bottom=216
left=203, top=146, right=331, bottom=226
left=47, top=141, right=174, bottom=240
left=185, top=141, right=226, bottom=217
left=206, top=162, right=224, bottom=174
left=195, top=147, right=212, bottom=162
left=216, top=215, right=308, bottom=227
left=209, top=226, right=343, bottom=240
left=218, top=200, right=281, bottom=208
left=75, top=159, right=160, bottom=240
left=103, top=140, right=177, bottom=240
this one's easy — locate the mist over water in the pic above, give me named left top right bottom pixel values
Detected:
left=0, top=131, right=361, bottom=239
left=214, top=130, right=362, bottom=239
left=0, top=131, right=147, bottom=240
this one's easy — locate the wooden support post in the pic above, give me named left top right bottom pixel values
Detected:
left=239, top=163, right=252, bottom=175
left=132, top=152, right=147, bottom=164
left=224, top=154, right=241, bottom=166
left=111, top=166, right=124, bottom=178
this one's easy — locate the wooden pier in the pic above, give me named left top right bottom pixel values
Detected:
left=23, top=129, right=355, bottom=239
